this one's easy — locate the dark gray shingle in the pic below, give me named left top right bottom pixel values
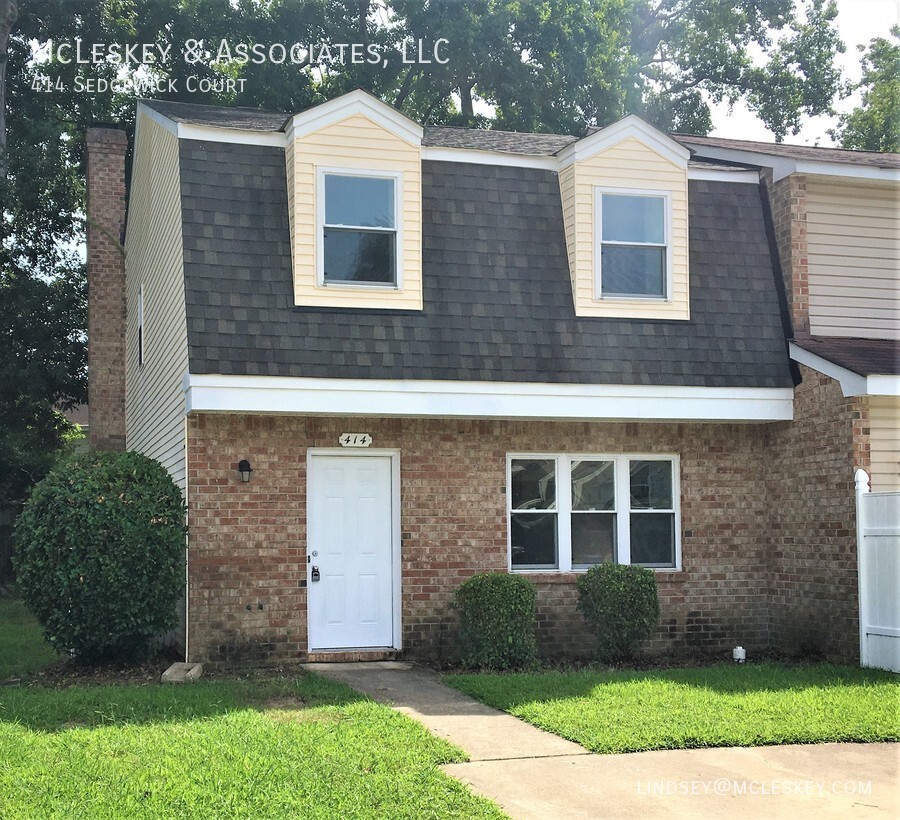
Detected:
left=179, top=142, right=793, bottom=388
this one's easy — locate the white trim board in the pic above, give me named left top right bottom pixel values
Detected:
left=790, top=343, right=900, bottom=397
left=421, top=146, right=559, bottom=171
left=184, top=374, right=793, bottom=422
left=679, top=141, right=900, bottom=183
left=286, top=89, right=423, bottom=146
left=687, top=168, right=759, bottom=184
left=558, top=115, right=690, bottom=168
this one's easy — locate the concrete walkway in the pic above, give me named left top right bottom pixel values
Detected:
left=305, top=662, right=899, bottom=819
left=304, top=661, right=587, bottom=761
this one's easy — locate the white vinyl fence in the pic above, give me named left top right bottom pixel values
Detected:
left=856, top=469, right=900, bottom=673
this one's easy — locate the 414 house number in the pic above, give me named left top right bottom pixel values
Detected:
left=339, top=433, right=372, bottom=448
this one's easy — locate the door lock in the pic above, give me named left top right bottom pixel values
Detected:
left=311, top=566, right=320, bottom=582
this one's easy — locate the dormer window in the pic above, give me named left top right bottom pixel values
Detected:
left=319, top=170, right=400, bottom=287
left=596, top=189, right=671, bottom=300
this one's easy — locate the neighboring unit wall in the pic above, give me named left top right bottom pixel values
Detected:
left=765, top=364, right=867, bottom=661
left=286, top=113, right=423, bottom=310
left=805, top=177, right=900, bottom=340
left=768, top=172, right=809, bottom=335
left=560, top=135, right=690, bottom=320
left=868, top=396, right=900, bottom=490
left=124, top=114, right=189, bottom=490
left=186, top=414, right=771, bottom=664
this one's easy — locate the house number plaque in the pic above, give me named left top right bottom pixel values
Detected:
left=339, top=433, right=372, bottom=448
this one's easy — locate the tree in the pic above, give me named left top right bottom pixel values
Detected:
left=0, top=0, right=850, bottom=505
left=0, top=259, right=86, bottom=504
left=390, top=0, right=846, bottom=138
left=0, top=0, right=16, bottom=178
left=832, top=26, right=899, bottom=153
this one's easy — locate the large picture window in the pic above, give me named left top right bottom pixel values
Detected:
left=596, top=190, right=670, bottom=299
left=508, top=454, right=680, bottom=571
left=320, top=171, right=399, bottom=286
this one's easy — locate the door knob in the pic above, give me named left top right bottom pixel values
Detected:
left=311, top=566, right=320, bottom=582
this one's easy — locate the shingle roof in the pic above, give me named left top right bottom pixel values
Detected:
left=177, top=141, right=792, bottom=388
left=793, top=336, right=900, bottom=376
left=141, top=99, right=288, bottom=131
left=674, top=133, right=900, bottom=169
left=141, top=99, right=898, bottom=169
left=422, top=125, right=576, bottom=155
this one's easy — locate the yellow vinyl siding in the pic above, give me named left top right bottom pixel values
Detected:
left=869, top=396, right=900, bottom=491
left=287, top=113, right=422, bottom=310
left=806, top=177, right=900, bottom=340
left=559, top=136, right=689, bottom=320
left=124, top=114, right=188, bottom=492
left=558, top=165, right=577, bottom=291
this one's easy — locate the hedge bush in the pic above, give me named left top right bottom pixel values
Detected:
left=577, top=563, right=660, bottom=663
left=13, top=451, right=186, bottom=661
left=455, top=572, right=537, bottom=670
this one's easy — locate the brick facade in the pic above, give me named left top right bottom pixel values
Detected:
left=768, top=172, right=809, bottom=335
left=186, top=414, right=782, bottom=665
left=766, top=364, right=869, bottom=661
left=86, top=127, right=128, bottom=451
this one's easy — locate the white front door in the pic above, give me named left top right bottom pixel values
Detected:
left=308, top=453, right=396, bottom=650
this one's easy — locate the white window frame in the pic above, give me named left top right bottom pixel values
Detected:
left=137, top=283, right=145, bottom=366
left=316, top=167, right=403, bottom=290
left=594, top=187, right=673, bottom=302
left=507, top=453, right=681, bottom=573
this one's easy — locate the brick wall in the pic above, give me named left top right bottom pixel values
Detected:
left=86, top=127, right=128, bottom=451
left=186, top=414, right=775, bottom=664
left=768, top=172, right=809, bottom=336
left=766, top=364, right=867, bottom=661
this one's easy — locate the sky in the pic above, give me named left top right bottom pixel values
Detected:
left=709, top=0, right=899, bottom=145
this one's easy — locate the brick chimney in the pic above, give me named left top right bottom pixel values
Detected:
left=86, top=126, right=128, bottom=451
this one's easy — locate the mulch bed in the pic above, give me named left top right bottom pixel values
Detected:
left=431, top=646, right=811, bottom=674
left=4, top=652, right=320, bottom=689
left=4, top=646, right=816, bottom=689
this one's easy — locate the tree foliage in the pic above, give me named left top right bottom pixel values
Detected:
left=833, top=26, right=899, bottom=153
left=0, top=258, right=86, bottom=504
left=1, top=1, right=849, bottom=501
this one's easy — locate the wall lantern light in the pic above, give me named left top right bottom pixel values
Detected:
left=237, top=459, right=253, bottom=483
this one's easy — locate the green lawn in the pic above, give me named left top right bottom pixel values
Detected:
left=447, top=663, right=900, bottom=754
left=0, top=596, right=59, bottom=678
left=0, top=673, right=505, bottom=819
left=0, top=601, right=503, bottom=819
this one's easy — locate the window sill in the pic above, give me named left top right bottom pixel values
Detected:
left=511, top=568, right=683, bottom=583
left=320, top=281, right=400, bottom=291
left=594, top=295, right=671, bottom=303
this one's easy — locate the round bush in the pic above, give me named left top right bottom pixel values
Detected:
left=13, top=451, right=186, bottom=661
left=576, top=563, right=660, bottom=663
left=455, top=572, right=537, bottom=670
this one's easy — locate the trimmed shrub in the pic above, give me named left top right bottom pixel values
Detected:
left=455, top=572, right=537, bottom=670
left=577, top=563, right=660, bottom=663
left=13, top=451, right=186, bottom=661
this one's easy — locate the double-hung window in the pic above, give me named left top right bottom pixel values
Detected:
left=320, top=171, right=399, bottom=286
left=597, top=190, right=670, bottom=299
left=508, top=454, right=680, bottom=571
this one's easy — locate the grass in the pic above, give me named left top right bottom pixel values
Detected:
left=0, top=674, right=505, bottom=819
left=0, top=596, right=58, bottom=678
left=0, top=601, right=504, bottom=819
left=446, top=663, right=900, bottom=754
